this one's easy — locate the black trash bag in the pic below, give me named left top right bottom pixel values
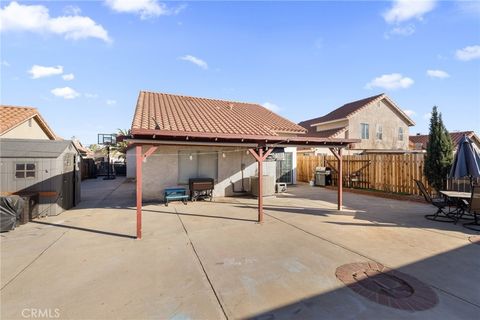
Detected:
left=0, top=196, right=25, bottom=232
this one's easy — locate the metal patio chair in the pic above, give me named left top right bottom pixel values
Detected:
left=414, top=179, right=455, bottom=222
left=463, top=186, right=480, bottom=232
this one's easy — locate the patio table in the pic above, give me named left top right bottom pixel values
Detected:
left=439, top=190, right=471, bottom=222
left=440, top=191, right=471, bottom=199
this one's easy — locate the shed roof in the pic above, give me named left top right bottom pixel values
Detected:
left=0, top=105, right=57, bottom=140
left=0, top=139, right=77, bottom=158
left=131, top=91, right=307, bottom=137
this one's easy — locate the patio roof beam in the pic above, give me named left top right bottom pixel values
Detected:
left=125, top=136, right=359, bottom=148
left=126, top=138, right=354, bottom=150
left=126, top=139, right=258, bottom=148
left=248, top=146, right=274, bottom=223
left=329, top=147, right=343, bottom=210
left=143, top=146, right=158, bottom=159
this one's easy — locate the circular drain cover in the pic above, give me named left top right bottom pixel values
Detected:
left=336, top=262, right=438, bottom=311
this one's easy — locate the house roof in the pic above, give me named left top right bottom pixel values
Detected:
left=131, top=91, right=307, bottom=137
left=0, top=105, right=57, bottom=140
left=72, top=139, right=93, bottom=158
left=298, top=93, right=415, bottom=131
left=0, top=139, right=77, bottom=158
left=409, top=131, right=480, bottom=149
left=307, top=126, right=348, bottom=138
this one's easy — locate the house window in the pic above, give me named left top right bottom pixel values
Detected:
left=15, top=163, right=36, bottom=179
left=360, top=123, right=369, bottom=139
left=376, top=125, right=383, bottom=140
left=28, top=119, right=32, bottom=127
left=398, top=127, right=404, bottom=141
left=178, top=151, right=218, bottom=184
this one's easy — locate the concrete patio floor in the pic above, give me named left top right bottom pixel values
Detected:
left=1, top=178, right=479, bottom=319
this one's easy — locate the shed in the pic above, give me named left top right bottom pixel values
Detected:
left=0, top=139, right=81, bottom=217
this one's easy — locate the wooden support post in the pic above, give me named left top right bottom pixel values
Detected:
left=330, top=147, right=343, bottom=210
left=134, top=145, right=159, bottom=239
left=258, top=148, right=264, bottom=222
left=338, top=148, right=343, bottom=210
left=136, top=145, right=142, bottom=239
left=248, top=147, right=274, bottom=223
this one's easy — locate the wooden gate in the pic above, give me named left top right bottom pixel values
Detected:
left=297, top=154, right=433, bottom=196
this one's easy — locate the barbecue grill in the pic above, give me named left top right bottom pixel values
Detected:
left=188, top=178, right=214, bottom=201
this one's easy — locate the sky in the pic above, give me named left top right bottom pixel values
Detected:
left=1, top=0, right=479, bottom=145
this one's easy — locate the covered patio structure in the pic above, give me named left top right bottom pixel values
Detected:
left=127, top=132, right=358, bottom=239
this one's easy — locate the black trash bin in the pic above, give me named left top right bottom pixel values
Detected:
left=325, top=167, right=332, bottom=186
left=0, top=196, right=25, bottom=232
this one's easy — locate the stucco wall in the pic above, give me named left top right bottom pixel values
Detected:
left=126, top=148, right=136, bottom=178
left=348, top=99, right=410, bottom=150
left=140, top=145, right=262, bottom=201
left=1, top=118, right=51, bottom=140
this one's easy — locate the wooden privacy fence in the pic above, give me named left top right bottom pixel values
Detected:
left=297, top=154, right=433, bottom=196
left=80, top=158, right=96, bottom=180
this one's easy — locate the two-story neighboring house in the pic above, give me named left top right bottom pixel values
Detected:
left=0, top=105, right=57, bottom=140
left=410, top=131, right=480, bottom=153
left=298, top=93, right=415, bottom=155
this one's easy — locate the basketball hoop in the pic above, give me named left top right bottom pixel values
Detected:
left=97, top=133, right=117, bottom=180
left=98, top=133, right=117, bottom=146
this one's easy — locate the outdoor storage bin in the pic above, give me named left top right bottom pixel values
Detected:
left=18, top=193, right=39, bottom=222
left=114, top=162, right=126, bottom=176
left=251, top=175, right=276, bottom=197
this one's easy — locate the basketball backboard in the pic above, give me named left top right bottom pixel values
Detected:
left=98, top=133, right=117, bottom=145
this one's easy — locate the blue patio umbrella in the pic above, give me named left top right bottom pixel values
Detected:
left=449, top=135, right=480, bottom=182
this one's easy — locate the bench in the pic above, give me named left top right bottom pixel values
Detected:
left=164, top=187, right=188, bottom=206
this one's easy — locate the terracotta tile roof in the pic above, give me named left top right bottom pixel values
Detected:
left=0, top=105, right=57, bottom=139
left=131, top=91, right=307, bottom=137
left=299, top=93, right=415, bottom=129
left=1, top=105, right=36, bottom=133
left=409, top=131, right=479, bottom=149
left=72, top=139, right=93, bottom=157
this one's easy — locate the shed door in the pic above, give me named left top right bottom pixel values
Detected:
left=62, top=154, right=74, bottom=209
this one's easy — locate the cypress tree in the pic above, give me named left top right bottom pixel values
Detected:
left=424, top=106, right=454, bottom=191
